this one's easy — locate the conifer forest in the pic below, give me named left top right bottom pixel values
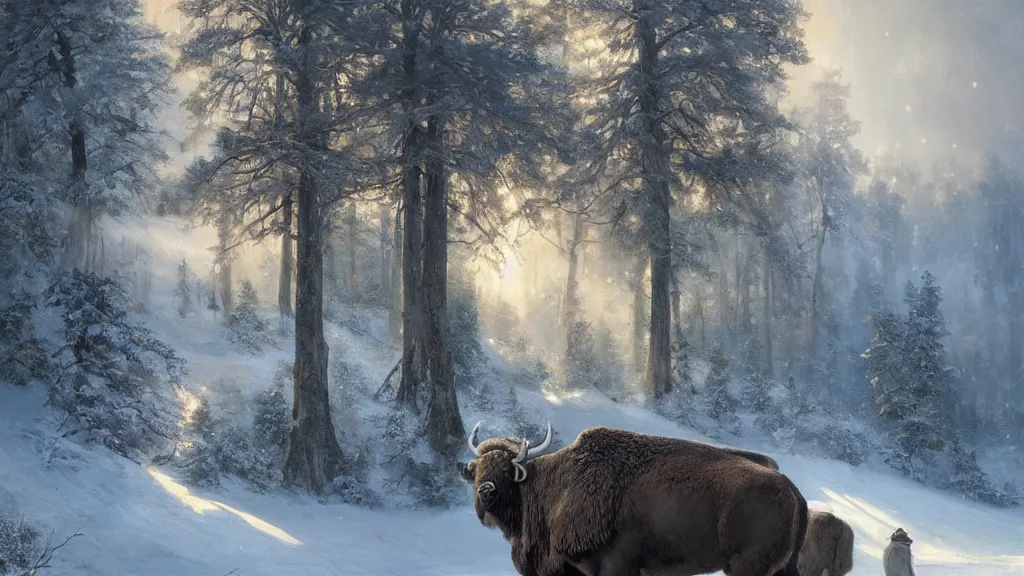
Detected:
left=1, top=0, right=1023, bottom=574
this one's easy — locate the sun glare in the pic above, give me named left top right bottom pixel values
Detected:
left=818, top=487, right=1024, bottom=568
left=147, top=468, right=303, bottom=547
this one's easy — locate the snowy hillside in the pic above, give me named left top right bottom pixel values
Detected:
left=2, top=265, right=1023, bottom=576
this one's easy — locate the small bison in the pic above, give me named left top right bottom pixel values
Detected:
left=798, top=510, right=855, bottom=576
left=882, top=527, right=915, bottom=576
left=461, top=422, right=808, bottom=576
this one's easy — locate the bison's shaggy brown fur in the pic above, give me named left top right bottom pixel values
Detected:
left=797, top=510, right=855, bottom=576
left=462, top=425, right=807, bottom=576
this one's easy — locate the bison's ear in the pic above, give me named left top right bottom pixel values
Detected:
left=460, top=460, right=476, bottom=483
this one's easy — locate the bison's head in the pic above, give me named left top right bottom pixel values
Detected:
left=460, top=421, right=552, bottom=530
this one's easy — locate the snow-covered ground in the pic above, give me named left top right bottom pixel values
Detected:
left=4, top=371, right=1024, bottom=574
left=2, top=218, right=1023, bottom=576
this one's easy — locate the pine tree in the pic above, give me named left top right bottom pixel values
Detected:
left=225, top=280, right=271, bottom=355
left=347, top=0, right=569, bottom=456
left=899, top=272, right=954, bottom=454
left=795, top=69, right=868, bottom=375
left=867, top=272, right=955, bottom=464
left=0, top=0, right=172, bottom=274
left=865, top=308, right=908, bottom=422
left=573, top=0, right=808, bottom=399
left=565, top=320, right=597, bottom=390
left=705, top=345, right=735, bottom=420
left=176, top=0, right=374, bottom=492
left=174, top=258, right=194, bottom=318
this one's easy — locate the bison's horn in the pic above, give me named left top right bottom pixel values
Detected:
left=513, top=438, right=529, bottom=463
left=468, top=420, right=485, bottom=457
left=525, top=422, right=552, bottom=460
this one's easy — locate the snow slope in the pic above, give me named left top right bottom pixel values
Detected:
left=4, top=371, right=1024, bottom=575
left=2, top=219, right=1023, bottom=576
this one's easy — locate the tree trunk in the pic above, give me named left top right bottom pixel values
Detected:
left=397, top=0, right=425, bottom=410
left=380, top=203, right=390, bottom=300
left=762, top=243, right=774, bottom=378
left=54, top=29, right=92, bottom=274
left=632, top=256, right=648, bottom=374
left=1008, top=289, right=1023, bottom=404
left=282, top=18, right=344, bottom=494
left=217, top=212, right=233, bottom=314
left=422, top=115, right=464, bottom=455
left=670, top=265, right=684, bottom=345
left=636, top=3, right=672, bottom=399
left=563, top=207, right=583, bottom=328
left=397, top=161, right=424, bottom=413
left=695, top=283, right=707, bottom=349
left=718, top=250, right=730, bottom=349
left=389, top=204, right=403, bottom=345
left=810, top=229, right=826, bottom=374
left=279, top=192, right=294, bottom=318
left=739, top=243, right=751, bottom=340
left=346, top=201, right=358, bottom=297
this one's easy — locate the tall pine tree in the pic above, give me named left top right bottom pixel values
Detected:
left=573, top=0, right=808, bottom=398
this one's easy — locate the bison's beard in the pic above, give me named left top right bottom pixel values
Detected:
left=482, top=511, right=501, bottom=529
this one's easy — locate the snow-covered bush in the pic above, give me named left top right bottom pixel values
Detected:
left=0, top=498, right=41, bottom=576
left=0, top=490, right=79, bottom=576
left=175, top=377, right=290, bottom=492
left=930, top=440, right=1019, bottom=508
left=0, top=292, right=52, bottom=387
left=741, top=373, right=775, bottom=414
left=252, top=378, right=292, bottom=451
left=506, top=384, right=543, bottom=442
left=375, top=407, right=462, bottom=509
left=790, top=410, right=873, bottom=467
left=44, top=270, right=186, bottom=461
left=225, top=279, right=274, bottom=354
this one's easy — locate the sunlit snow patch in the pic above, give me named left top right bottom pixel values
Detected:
left=147, top=467, right=303, bottom=547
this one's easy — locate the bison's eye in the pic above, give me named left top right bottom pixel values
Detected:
left=477, top=481, right=497, bottom=508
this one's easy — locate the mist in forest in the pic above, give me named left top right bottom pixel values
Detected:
left=2, top=0, right=1021, bottom=519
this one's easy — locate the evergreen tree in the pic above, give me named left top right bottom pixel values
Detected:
left=0, top=0, right=172, bottom=274
left=867, top=272, right=955, bottom=463
left=865, top=308, right=908, bottom=423
left=704, top=345, right=735, bottom=420
left=174, top=258, right=194, bottom=318
left=347, top=0, right=569, bottom=455
left=447, top=281, right=483, bottom=373
left=900, top=272, right=955, bottom=453
left=794, top=69, right=867, bottom=375
left=225, top=280, right=272, bottom=355
left=176, top=0, right=378, bottom=493
left=573, top=0, right=808, bottom=398
left=565, top=320, right=597, bottom=390
left=44, top=271, right=185, bottom=460
left=865, top=178, right=911, bottom=300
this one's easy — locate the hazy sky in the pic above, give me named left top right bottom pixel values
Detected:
left=801, top=0, right=1024, bottom=170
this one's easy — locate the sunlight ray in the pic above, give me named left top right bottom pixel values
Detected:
left=147, top=468, right=303, bottom=547
left=818, top=488, right=1024, bottom=567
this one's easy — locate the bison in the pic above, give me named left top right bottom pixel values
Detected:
left=461, top=422, right=808, bottom=576
left=882, top=528, right=915, bottom=576
left=798, top=510, right=855, bottom=576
